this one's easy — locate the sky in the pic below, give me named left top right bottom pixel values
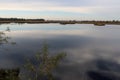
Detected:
left=0, top=0, right=120, bottom=20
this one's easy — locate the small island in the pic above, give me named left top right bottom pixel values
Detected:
left=94, top=23, right=106, bottom=26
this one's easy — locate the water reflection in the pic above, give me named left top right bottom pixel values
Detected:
left=55, top=59, right=120, bottom=80
left=0, top=24, right=120, bottom=80
left=87, top=59, right=120, bottom=80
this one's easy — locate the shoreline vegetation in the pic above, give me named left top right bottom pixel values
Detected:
left=0, top=69, right=20, bottom=80
left=0, top=18, right=120, bottom=26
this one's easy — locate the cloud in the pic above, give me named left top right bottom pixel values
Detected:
left=0, top=0, right=120, bottom=20
left=1, top=0, right=120, bottom=7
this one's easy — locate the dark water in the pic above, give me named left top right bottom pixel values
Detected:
left=0, top=23, right=120, bottom=80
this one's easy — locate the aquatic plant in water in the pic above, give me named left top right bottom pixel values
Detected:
left=25, top=43, right=66, bottom=80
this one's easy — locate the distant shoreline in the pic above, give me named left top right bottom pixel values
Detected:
left=0, top=18, right=120, bottom=26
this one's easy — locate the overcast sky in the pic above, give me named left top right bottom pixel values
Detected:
left=0, top=0, right=119, bottom=20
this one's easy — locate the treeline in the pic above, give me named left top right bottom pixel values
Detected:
left=0, top=18, right=45, bottom=21
left=0, top=18, right=120, bottom=25
left=0, top=18, right=45, bottom=24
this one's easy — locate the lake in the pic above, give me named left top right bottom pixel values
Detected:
left=0, top=23, right=120, bottom=80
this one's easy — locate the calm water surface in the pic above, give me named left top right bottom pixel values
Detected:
left=0, top=23, right=120, bottom=80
